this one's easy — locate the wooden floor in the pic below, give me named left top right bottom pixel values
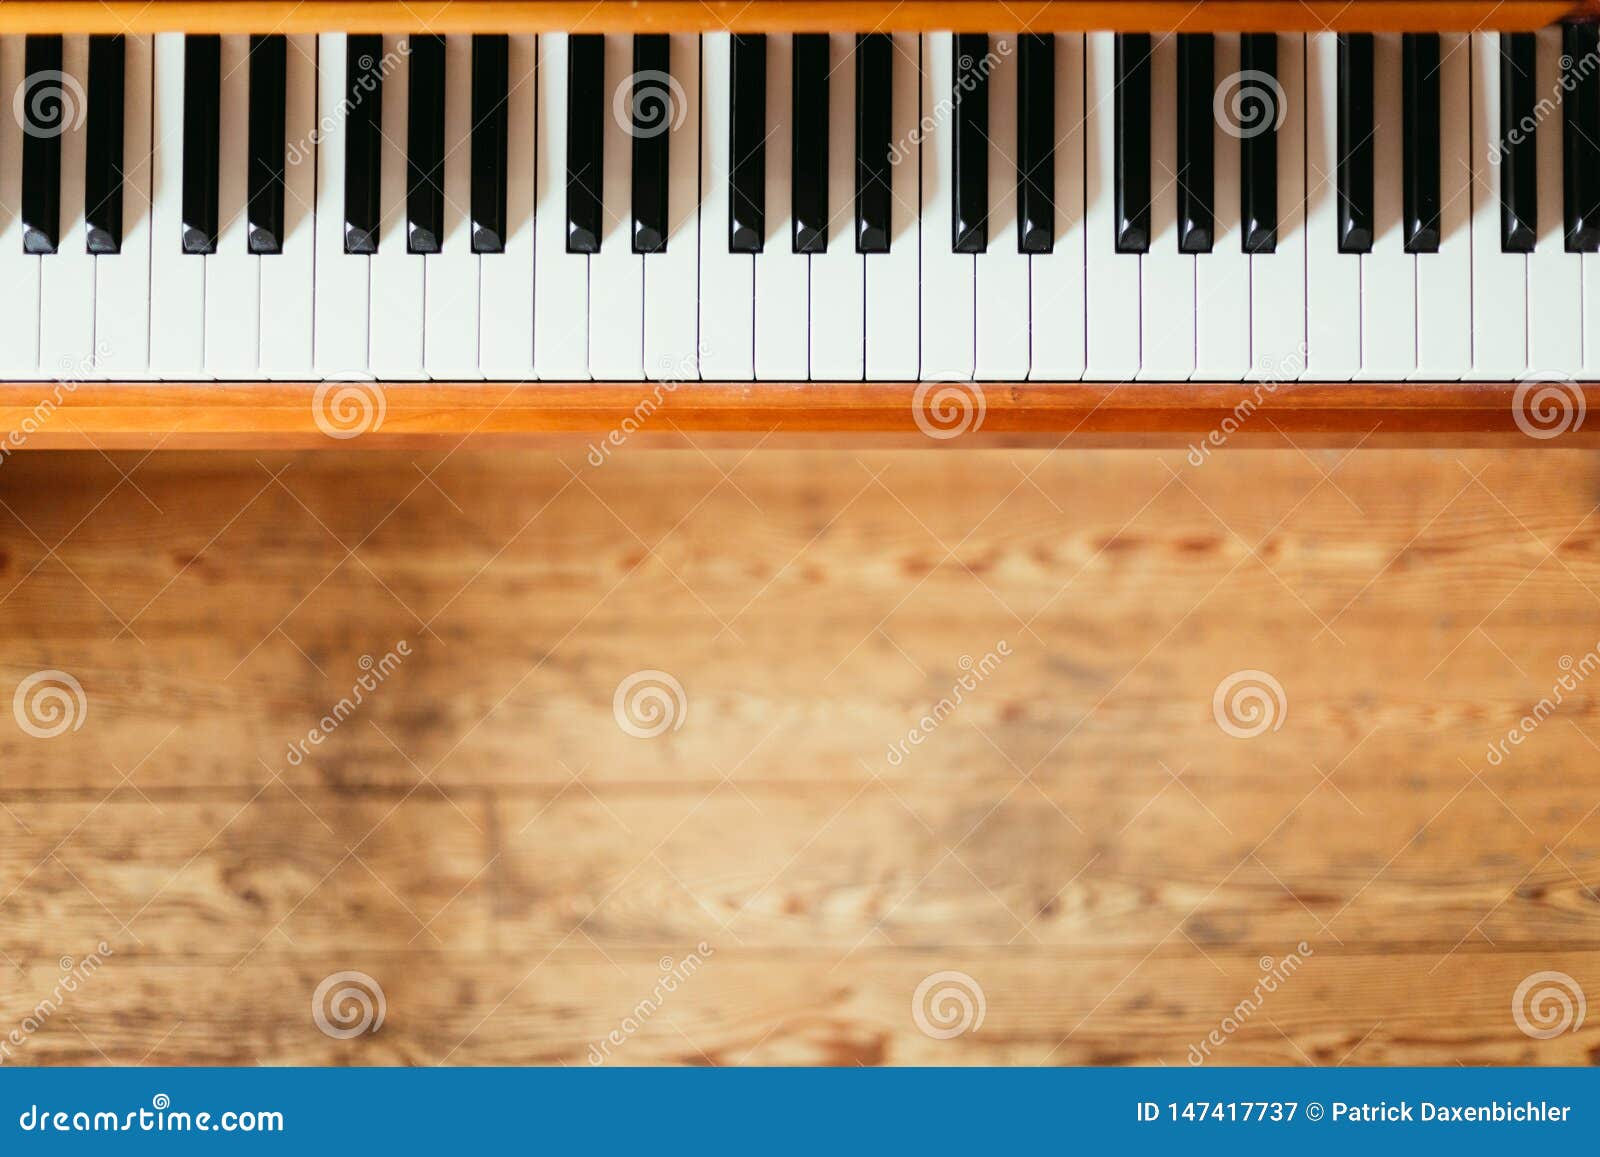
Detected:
left=1, top=446, right=1599, bottom=1066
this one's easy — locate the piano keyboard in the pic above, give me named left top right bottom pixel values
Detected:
left=0, top=28, right=1595, bottom=383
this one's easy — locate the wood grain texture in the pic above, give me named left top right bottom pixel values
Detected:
left=1, top=447, right=1599, bottom=1066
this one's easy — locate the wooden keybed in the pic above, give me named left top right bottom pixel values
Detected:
left=2, top=0, right=1596, bottom=450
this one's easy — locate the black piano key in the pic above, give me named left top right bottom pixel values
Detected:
left=408, top=34, right=446, bottom=255
left=567, top=34, right=605, bottom=254
left=181, top=34, right=221, bottom=255
left=1336, top=33, right=1374, bottom=254
left=246, top=34, right=286, bottom=256
left=85, top=34, right=125, bottom=255
left=1017, top=33, right=1054, bottom=255
left=471, top=34, right=509, bottom=254
left=1401, top=33, right=1441, bottom=254
left=1114, top=32, right=1151, bottom=254
left=343, top=35, right=383, bottom=255
left=1563, top=22, right=1600, bottom=253
left=729, top=34, right=766, bottom=253
left=952, top=34, right=989, bottom=253
left=792, top=34, right=829, bottom=254
left=1499, top=32, right=1536, bottom=253
left=1239, top=32, right=1278, bottom=254
left=855, top=32, right=892, bottom=254
left=20, top=36, right=63, bottom=255
left=1177, top=33, right=1214, bottom=254
left=631, top=34, right=671, bottom=254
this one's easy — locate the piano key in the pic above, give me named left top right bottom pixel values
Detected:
left=952, top=34, right=988, bottom=253
left=471, top=34, right=509, bottom=254
left=1336, top=33, right=1374, bottom=254
left=700, top=32, right=753, bottom=378
left=976, top=33, right=1029, bottom=379
left=1176, top=33, right=1214, bottom=254
left=94, top=33, right=151, bottom=377
left=203, top=35, right=261, bottom=378
left=863, top=30, right=919, bottom=379
left=566, top=34, right=604, bottom=254
left=535, top=32, right=589, bottom=378
left=0, top=38, right=42, bottom=376
left=642, top=31, right=700, bottom=379
left=810, top=32, right=865, bottom=380
left=21, top=36, right=63, bottom=255
left=921, top=31, right=975, bottom=378
left=729, top=34, right=766, bottom=253
left=755, top=33, right=808, bottom=379
left=1139, top=33, right=1195, bottom=380
left=630, top=34, right=671, bottom=254
left=1401, top=33, right=1441, bottom=254
left=370, top=34, right=424, bottom=379
left=1499, top=32, right=1536, bottom=252
left=1304, top=31, right=1361, bottom=379
left=1250, top=33, right=1306, bottom=380
left=181, top=34, right=220, bottom=254
left=1113, top=32, right=1150, bottom=253
left=423, top=33, right=480, bottom=377
left=855, top=32, right=892, bottom=254
left=314, top=32, right=371, bottom=374
left=1239, top=32, right=1278, bottom=254
left=1031, top=32, right=1087, bottom=380
left=342, top=34, right=382, bottom=255
left=1529, top=25, right=1581, bottom=371
left=1195, top=33, right=1250, bottom=379
left=407, top=34, right=446, bottom=254
left=1359, top=34, right=1415, bottom=379
left=791, top=33, right=828, bottom=253
left=1017, top=33, right=1054, bottom=254
left=1085, top=31, right=1140, bottom=377
left=589, top=32, right=644, bottom=379
left=38, top=35, right=94, bottom=372
left=257, top=33, right=315, bottom=379
left=478, top=33, right=536, bottom=379
left=1468, top=31, right=1528, bottom=379
left=1414, top=33, right=1470, bottom=378
left=85, top=35, right=124, bottom=254
left=1563, top=22, right=1600, bottom=252
left=149, top=33, right=205, bottom=377
left=246, top=34, right=286, bottom=256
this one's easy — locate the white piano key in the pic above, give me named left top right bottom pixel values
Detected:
left=590, top=34, right=644, bottom=380
left=1467, top=32, right=1527, bottom=380
left=1415, top=32, right=1470, bottom=379
left=1303, top=31, right=1360, bottom=380
left=755, top=33, right=808, bottom=380
left=313, top=33, right=370, bottom=375
left=1250, top=33, right=1306, bottom=381
left=424, top=34, right=480, bottom=378
left=95, top=33, right=153, bottom=378
left=203, top=35, right=260, bottom=378
left=1529, top=25, right=1580, bottom=375
left=1139, top=33, right=1195, bottom=380
left=642, top=32, right=701, bottom=381
left=39, top=35, right=96, bottom=376
left=150, top=33, right=206, bottom=379
left=810, top=32, right=865, bottom=382
left=920, top=31, right=976, bottom=379
left=258, top=34, right=316, bottom=379
left=864, top=31, right=920, bottom=380
left=535, top=32, right=589, bottom=380
left=1084, top=32, right=1140, bottom=380
left=1030, top=32, right=1085, bottom=381
left=698, top=32, right=753, bottom=380
left=479, top=33, right=536, bottom=380
left=1195, top=34, right=1251, bottom=380
left=976, top=33, right=1030, bottom=380
left=0, top=39, right=41, bottom=376
left=1359, top=34, right=1415, bottom=380
left=369, top=34, right=424, bottom=379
